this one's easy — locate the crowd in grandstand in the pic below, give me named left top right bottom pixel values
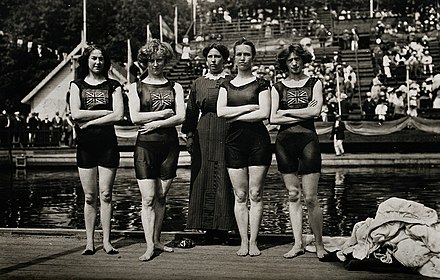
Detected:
left=2, top=2, right=440, bottom=149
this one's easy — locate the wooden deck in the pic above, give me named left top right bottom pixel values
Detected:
left=0, top=229, right=427, bottom=280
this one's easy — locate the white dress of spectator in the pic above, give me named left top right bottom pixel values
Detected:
left=371, top=75, right=383, bottom=101
left=181, top=44, right=191, bottom=60
left=375, top=102, right=388, bottom=122
left=421, top=50, right=433, bottom=74
left=223, top=10, right=232, bottom=23
left=300, top=37, right=315, bottom=60
left=351, top=27, right=359, bottom=51
left=382, top=53, right=392, bottom=78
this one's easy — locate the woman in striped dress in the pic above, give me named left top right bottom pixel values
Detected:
left=182, top=43, right=236, bottom=244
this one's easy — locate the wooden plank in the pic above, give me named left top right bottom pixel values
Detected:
left=0, top=234, right=427, bottom=280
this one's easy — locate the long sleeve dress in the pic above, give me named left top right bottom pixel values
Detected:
left=182, top=72, right=236, bottom=231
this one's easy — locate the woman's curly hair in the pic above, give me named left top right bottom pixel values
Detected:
left=137, top=39, right=174, bottom=66
left=277, top=43, right=313, bottom=73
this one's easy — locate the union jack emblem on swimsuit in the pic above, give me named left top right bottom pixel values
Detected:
left=84, top=89, right=108, bottom=109
left=287, top=88, right=309, bottom=108
left=152, top=91, right=172, bottom=111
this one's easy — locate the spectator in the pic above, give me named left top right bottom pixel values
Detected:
left=316, top=24, right=329, bottom=48
left=52, top=111, right=63, bottom=146
left=11, top=111, right=25, bottom=147
left=351, top=26, right=359, bottom=51
left=330, top=115, right=345, bottom=156
left=362, top=92, right=377, bottom=121
left=63, top=112, right=76, bottom=147
left=382, top=51, right=392, bottom=80
left=421, top=50, right=434, bottom=75
left=340, top=29, right=351, bottom=50
left=0, top=110, right=10, bottom=147
left=27, top=112, right=40, bottom=147
left=375, top=100, right=388, bottom=124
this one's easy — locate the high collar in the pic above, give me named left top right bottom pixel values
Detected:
left=204, top=70, right=228, bottom=80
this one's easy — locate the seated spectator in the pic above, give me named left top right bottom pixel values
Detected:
left=321, top=104, right=329, bottom=122
left=406, top=51, right=420, bottom=79
left=375, top=100, right=388, bottom=124
left=362, top=92, right=376, bottom=121
left=421, top=50, right=434, bottom=75
left=371, top=74, right=384, bottom=102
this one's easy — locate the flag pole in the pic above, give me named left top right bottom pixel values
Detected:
left=127, top=39, right=132, bottom=83
left=174, top=5, right=178, bottom=46
left=82, top=0, right=87, bottom=50
left=159, top=14, right=163, bottom=42
left=193, top=0, right=197, bottom=36
left=147, top=24, right=151, bottom=42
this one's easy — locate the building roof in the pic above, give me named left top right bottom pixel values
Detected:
left=21, top=44, right=83, bottom=104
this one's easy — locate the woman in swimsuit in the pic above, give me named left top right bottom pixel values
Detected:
left=217, top=38, right=272, bottom=256
left=270, top=43, right=327, bottom=259
left=69, top=45, right=124, bottom=255
left=126, top=39, right=185, bottom=261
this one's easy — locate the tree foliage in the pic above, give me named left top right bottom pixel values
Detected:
left=0, top=0, right=191, bottom=113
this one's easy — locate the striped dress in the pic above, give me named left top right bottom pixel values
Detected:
left=182, top=73, right=236, bottom=231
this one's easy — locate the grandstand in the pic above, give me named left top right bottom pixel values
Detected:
left=163, top=7, right=440, bottom=121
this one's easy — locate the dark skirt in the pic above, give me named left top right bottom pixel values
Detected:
left=186, top=112, right=236, bottom=231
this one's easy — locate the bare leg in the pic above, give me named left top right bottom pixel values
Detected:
left=281, top=173, right=305, bottom=258
left=78, top=167, right=98, bottom=254
left=228, top=167, right=249, bottom=256
left=302, top=173, right=326, bottom=258
left=153, top=178, right=174, bottom=252
left=248, top=165, right=269, bottom=256
left=98, top=166, right=118, bottom=253
left=138, top=179, right=156, bottom=261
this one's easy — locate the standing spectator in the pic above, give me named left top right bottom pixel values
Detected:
left=316, top=24, right=328, bottom=48
left=11, top=111, right=25, bottom=147
left=52, top=111, right=63, bottom=146
left=63, top=112, right=76, bottom=147
left=27, top=112, right=40, bottom=147
left=340, top=29, right=351, bottom=50
left=330, top=115, right=345, bottom=156
left=372, top=39, right=384, bottom=75
left=351, top=26, right=359, bottom=51
left=0, top=110, right=10, bottom=147
left=39, top=115, right=52, bottom=146
left=382, top=52, right=392, bottom=80
left=68, top=44, right=124, bottom=256
left=181, top=43, right=236, bottom=244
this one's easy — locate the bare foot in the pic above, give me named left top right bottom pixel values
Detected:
left=139, top=248, right=154, bottom=261
left=154, top=243, right=174, bottom=252
left=81, top=245, right=95, bottom=255
left=103, top=243, right=119, bottom=254
left=283, top=246, right=305, bottom=259
left=315, top=243, right=327, bottom=259
left=236, top=241, right=249, bottom=256
left=248, top=241, right=261, bottom=257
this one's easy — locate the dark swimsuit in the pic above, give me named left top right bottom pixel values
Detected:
left=134, top=81, right=179, bottom=180
left=220, top=78, right=272, bottom=168
left=274, top=77, right=321, bottom=174
left=72, top=79, right=121, bottom=168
